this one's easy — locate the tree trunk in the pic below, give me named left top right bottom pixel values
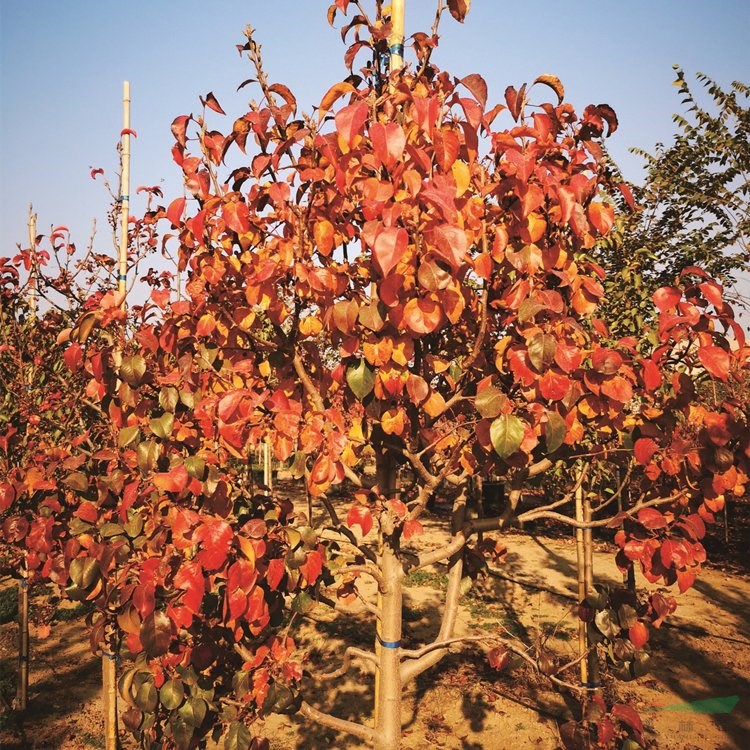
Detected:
left=374, top=451, right=403, bottom=750
left=103, top=621, right=119, bottom=750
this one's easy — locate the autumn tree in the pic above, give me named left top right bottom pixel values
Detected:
left=5, top=2, right=748, bottom=750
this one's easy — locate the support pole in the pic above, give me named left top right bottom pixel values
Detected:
left=574, top=481, right=588, bottom=686
left=118, top=81, right=131, bottom=308
left=27, top=206, right=37, bottom=320
left=388, top=0, right=405, bottom=71
left=103, top=620, right=118, bottom=750
left=16, top=561, right=28, bottom=711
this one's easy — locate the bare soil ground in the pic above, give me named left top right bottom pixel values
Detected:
left=1, top=491, right=748, bottom=750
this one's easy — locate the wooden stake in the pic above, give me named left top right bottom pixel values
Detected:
left=389, top=0, right=405, bottom=71
left=27, top=206, right=37, bottom=321
left=583, top=495, right=599, bottom=687
left=118, top=81, right=131, bottom=308
left=16, top=561, right=29, bottom=711
left=574, top=481, right=588, bottom=685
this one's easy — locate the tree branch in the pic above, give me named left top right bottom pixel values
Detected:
left=299, top=701, right=375, bottom=744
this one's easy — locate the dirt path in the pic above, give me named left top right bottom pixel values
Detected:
left=1, top=528, right=748, bottom=750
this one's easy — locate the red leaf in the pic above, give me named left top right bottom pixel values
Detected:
left=634, top=439, right=659, bottom=466
left=120, top=128, right=137, bottom=137
left=222, top=201, right=250, bottom=234
left=637, top=506, right=666, bottom=529
left=0, top=483, right=15, bottom=513
left=64, top=343, right=83, bottom=372
left=370, top=122, right=406, bottom=170
left=653, top=286, right=682, bottom=311
left=402, top=297, right=443, bottom=335
left=447, top=0, right=471, bottom=23
left=196, top=519, right=233, bottom=571
left=166, top=197, right=185, bottom=227
left=432, top=224, right=467, bottom=271
left=202, top=91, right=226, bottom=115
left=403, top=519, right=423, bottom=540
left=611, top=704, right=643, bottom=736
left=640, top=358, right=662, bottom=391
left=300, top=549, right=324, bottom=585
left=587, top=201, right=614, bottom=234
left=153, top=465, right=189, bottom=494
left=539, top=370, right=570, bottom=401
left=346, top=505, right=373, bottom=536
left=601, top=375, right=633, bottom=403
left=697, top=345, right=730, bottom=381
left=460, top=73, right=488, bottom=109
left=90, top=167, right=104, bottom=180
left=676, top=568, right=697, bottom=593
left=335, top=101, right=369, bottom=146
left=371, top=225, right=408, bottom=277
left=628, top=621, right=650, bottom=649
left=592, top=348, right=623, bottom=375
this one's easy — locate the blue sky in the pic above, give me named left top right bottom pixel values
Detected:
left=1, top=1, right=749, bottom=278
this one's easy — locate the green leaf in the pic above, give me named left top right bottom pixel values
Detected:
left=169, top=716, right=194, bottom=750
left=475, top=386, right=506, bottom=419
left=489, top=414, right=525, bottom=459
left=185, top=455, right=206, bottom=480
left=594, top=609, right=620, bottom=640
left=159, top=679, right=185, bottom=711
left=100, top=522, right=125, bottom=538
left=63, top=471, right=89, bottom=492
left=135, top=680, right=158, bottom=712
left=527, top=333, right=557, bottom=372
left=159, top=386, right=180, bottom=413
left=69, top=557, right=99, bottom=589
left=149, top=413, right=174, bottom=440
left=346, top=359, right=375, bottom=400
left=124, top=511, right=144, bottom=539
left=178, top=696, right=208, bottom=728
left=120, top=355, right=147, bottom=387
left=224, top=721, right=252, bottom=750
left=137, top=440, right=161, bottom=473
left=119, top=425, right=141, bottom=449
left=544, top=411, right=566, bottom=453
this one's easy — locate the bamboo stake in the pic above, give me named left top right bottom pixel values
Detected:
left=27, top=206, right=37, bottom=320
left=388, top=0, right=405, bottom=71
left=118, top=81, right=131, bottom=309
left=263, top=441, right=273, bottom=492
left=16, top=560, right=29, bottom=711
left=574, top=480, right=588, bottom=685
left=583, top=494, right=599, bottom=687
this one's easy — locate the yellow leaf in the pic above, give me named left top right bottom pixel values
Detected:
left=259, top=360, right=271, bottom=378
left=423, top=391, right=446, bottom=418
left=451, top=160, right=471, bottom=196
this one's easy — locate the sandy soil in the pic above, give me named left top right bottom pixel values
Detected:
left=1, top=501, right=748, bottom=750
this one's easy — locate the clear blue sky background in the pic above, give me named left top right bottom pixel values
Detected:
left=1, top=1, right=749, bottom=275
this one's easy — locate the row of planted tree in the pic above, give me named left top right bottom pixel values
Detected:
left=1, top=2, right=749, bottom=749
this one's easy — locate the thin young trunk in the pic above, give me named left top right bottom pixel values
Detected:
left=374, top=540, right=404, bottom=750
left=374, top=450, right=403, bottom=750
left=103, top=620, right=118, bottom=749
left=16, top=566, right=29, bottom=711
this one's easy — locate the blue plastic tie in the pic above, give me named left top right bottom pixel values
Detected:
left=377, top=634, right=401, bottom=649
left=116, top=195, right=130, bottom=203
left=117, top=274, right=127, bottom=281
left=389, top=43, right=405, bottom=57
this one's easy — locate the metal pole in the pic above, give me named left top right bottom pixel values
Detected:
left=118, top=81, right=131, bottom=308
